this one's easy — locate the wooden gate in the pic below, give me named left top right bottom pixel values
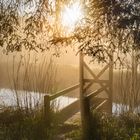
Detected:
left=44, top=84, right=80, bottom=126
left=80, top=52, right=113, bottom=113
left=79, top=52, right=113, bottom=139
left=44, top=52, right=113, bottom=128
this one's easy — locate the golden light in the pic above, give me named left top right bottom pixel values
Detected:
left=60, top=1, right=83, bottom=36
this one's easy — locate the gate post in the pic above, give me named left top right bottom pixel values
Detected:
left=44, top=94, right=51, bottom=127
left=108, top=54, right=113, bottom=114
left=79, top=51, right=92, bottom=140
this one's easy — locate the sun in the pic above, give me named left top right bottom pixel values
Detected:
left=60, top=1, right=83, bottom=36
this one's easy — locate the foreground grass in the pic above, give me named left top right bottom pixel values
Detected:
left=90, top=112, right=140, bottom=140
left=0, top=108, right=140, bottom=140
left=65, top=112, right=140, bottom=140
left=0, top=107, right=80, bottom=140
left=0, top=107, right=60, bottom=140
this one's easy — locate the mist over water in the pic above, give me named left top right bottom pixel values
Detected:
left=0, top=88, right=139, bottom=114
left=0, top=88, right=77, bottom=111
left=0, top=50, right=140, bottom=114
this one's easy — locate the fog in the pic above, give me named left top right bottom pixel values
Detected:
left=0, top=49, right=140, bottom=107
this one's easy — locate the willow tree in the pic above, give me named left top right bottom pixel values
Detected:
left=1, top=0, right=140, bottom=59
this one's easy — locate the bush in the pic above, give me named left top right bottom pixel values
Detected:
left=90, top=111, right=140, bottom=140
left=0, top=108, right=140, bottom=140
left=0, top=107, right=59, bottom=140
left=65, top=112, right=140, bottom=140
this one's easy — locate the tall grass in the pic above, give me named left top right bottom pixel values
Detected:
left=116, top=64, right=140, bottom=113
left=6, top=52, right=57, bottom=110
left=64, top=111, right=140, bottom=140
left=0, top=52, right=63, bottom=140
left=90, top=111, right=140, bottom=140
left=0, top=107, right=61, bottom=140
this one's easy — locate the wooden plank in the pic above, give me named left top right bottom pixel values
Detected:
left=84, top=79, right=109, bottom=83
left=86, top=85, right=108, bottom=100
left=83, top=61, right=110, bottom=94
left=84, top=62, right=109, bottom=80
left=95, top=99, right=108, bottom=110
left=84, top=81, right=94, bottom=92
left=90, top=98, right=108, bottom=110
left=97, top=64, right=109, bottom=78
left=59, top=99, right=80, bottom=123
left=99, top=83, right=110, bottom=95
left=50, top=84, right=79, bottom=100
left=83, top=61, right=97, bottom=79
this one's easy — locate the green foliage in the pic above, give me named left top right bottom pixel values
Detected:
left=1, top=0, right=140, bottom=63
left=0, top=108, right=140, bottom=140
left=90, top=111, right=140, bottom=140
left=0, top=1, right=20, bottom=53
left=66, top=112, right=140, bottom=140
left=0, top=108, right=60, bottom=140
left=65, top=129, right=82, bottom=140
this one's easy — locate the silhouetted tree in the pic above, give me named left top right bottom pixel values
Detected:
left=0, top=0, right=140, bottom=61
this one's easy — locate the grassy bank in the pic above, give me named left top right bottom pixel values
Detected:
left=0, top=107, right=61, bottom=140
left=0, top=107, right=81, bottom=140
left=65, top=112, right=140, bottom=140
left=0, top=107, right=140, bottom=140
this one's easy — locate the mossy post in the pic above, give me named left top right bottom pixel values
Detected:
left=44, top=94, right=51, bottom=127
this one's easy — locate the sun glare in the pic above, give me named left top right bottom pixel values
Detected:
left=61, top=2, right=83, bottom=36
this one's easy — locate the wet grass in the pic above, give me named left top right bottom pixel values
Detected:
left=0, top=107, right=82, bottom=140
left=65, top=112, right=140, bottom=140
left=0, top=107, right=60, bottom=140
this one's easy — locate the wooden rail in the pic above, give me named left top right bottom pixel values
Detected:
left=44, top=82, right=110, bottom=127
left=82, top=85, right=109, bottom=130
left=59, top=99, right=80, bottom=122
left=95, top=99, right=107, bottom=110
left=86, top=85, right=108, bottom=101
left=50, top=84, right=79, bottom=100
left=44, top=83, right=80, bottom=126
left=84, top=79, right=109, bottom=83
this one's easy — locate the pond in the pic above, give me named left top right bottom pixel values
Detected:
left=0, top=88, right=77, bottom=111
left=0, top=88, right=139, bottom=114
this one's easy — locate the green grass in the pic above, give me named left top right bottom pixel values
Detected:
left=0, top=107, right=60, bottom=140
left=0, top=107, right=140, bottom=140
left=65, top=112, right=140, bottom=140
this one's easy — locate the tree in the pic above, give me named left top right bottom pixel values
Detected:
left=0, top=0, right=140, bottom=59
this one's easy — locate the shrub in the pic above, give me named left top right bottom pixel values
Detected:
left=0, top=107, right=59, bottom=140
left=90, top=111, right=140, bottom=140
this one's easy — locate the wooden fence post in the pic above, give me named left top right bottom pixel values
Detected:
left=109, top=54, right=113, bottom=114
left=44, top=94, right=51, bottom=127
left=83, top=97, right=92, bottom=140
left=79, top=51, right=92, bottom=140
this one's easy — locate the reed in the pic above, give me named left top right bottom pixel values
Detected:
left=116, top=53, right=140, bottom=113
left=6, top=52, right=58, bottom=111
